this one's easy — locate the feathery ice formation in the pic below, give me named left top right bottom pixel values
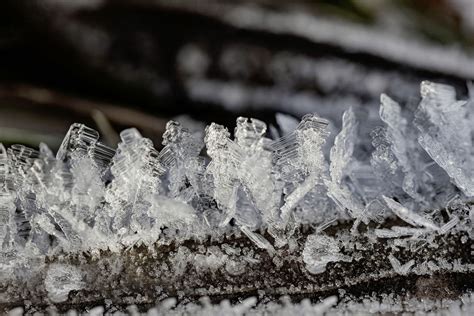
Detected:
left=0, top=81, right=473, bottom=310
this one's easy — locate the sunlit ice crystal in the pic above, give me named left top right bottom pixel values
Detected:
left=326, top=108, right=386, bottom=231
left=234, top=117, right=279, bottom=227
left=326, top=108, right=366, bottom=221
left=382, top=196, right=439, bottom=230
left=160, top=120, right=205, bottom=201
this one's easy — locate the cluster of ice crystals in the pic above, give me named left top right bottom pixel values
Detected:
left=302, top=234, right=351, bottom=274
left=44, top=264, right=85, bottom=303
left=0, top=81, right=472, bottom=281
left=415, top=81, right=474, bottom=197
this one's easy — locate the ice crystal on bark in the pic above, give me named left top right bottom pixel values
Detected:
left=303, top=234, right=351, bottom=274
left=415, top=81, right=474, bottom=197
left=0, top=81, right=473, bottom=312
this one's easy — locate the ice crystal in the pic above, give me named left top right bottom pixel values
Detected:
left=302, top=234, right=351, bottom=274
left=388, top=254, right=415, bottom=276
left=415, top=81, right=474, bottom=197
left=44, top=264, right=85, bottom=303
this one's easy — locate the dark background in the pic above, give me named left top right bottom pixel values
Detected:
left=1, top=0, right=473, bottom=149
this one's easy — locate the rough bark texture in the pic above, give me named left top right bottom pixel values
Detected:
left=0, top=222, right=472, bottom=313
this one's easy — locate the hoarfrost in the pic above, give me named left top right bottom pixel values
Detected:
left=0, top=81, right=471, bottom=253
left=302, top=234, right=351, bottom=274
left=44, top=264, right=85, bottom=303
left=0, top=80, right=472, bottom=311
left=415, top=81, right=474, bottom=197
left=326, top=108, right=369, bottom=225
left=383, top=196, right=439, bottom=230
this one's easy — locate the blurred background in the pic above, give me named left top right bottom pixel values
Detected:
left=1, top=0, right=474, bottom=150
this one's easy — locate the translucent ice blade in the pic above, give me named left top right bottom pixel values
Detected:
left=382, top=196, right=439, bottom=230
left=415, top=82, right=473, bottom=196
left=240, top=226, right=275, bottom=253
left=57, top=123, right=99, bottom=161
left=329, top=107, right=357, bottom=184
left=439, top=216, right=459, bottom=234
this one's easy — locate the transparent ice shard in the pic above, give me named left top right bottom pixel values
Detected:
left=205, top=117, right=281, bottom=246
left=328, top=108, right=357, bottom=186
left=160, top=121, right=205, bottom=200
left=375, top=226, right=429, bottom=239
left=7, top=144, right=44, bottom=246
left=382, top=196, right=439, bottom=230
left=204, top=122, right=242, bottom=225
left=55, top=125, right=114, bottom=241
left=326, top=108, right=367, bottom=222
left=372, top=94, right=426, bottom=202
left=234, top=117, right=278, bottom=226
left=439, top=216, right=459, bottom=234
left=240, top=226, right=275, bottom=253
left=57, top=123, right=115, bottom=169
left=414, top=81, right=474, bottom=197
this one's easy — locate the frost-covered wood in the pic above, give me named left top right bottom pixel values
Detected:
left=0, top=81, right=473, bottom=313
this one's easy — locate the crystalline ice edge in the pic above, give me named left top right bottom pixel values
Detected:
left=0, top=81, right=472, bottom=293
left=414, top=81, right=474, bottom=197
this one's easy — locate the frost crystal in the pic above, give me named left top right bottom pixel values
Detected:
left=373, top=94, right=425, bottom=202
left=0, top=80, right=472, bottom=312
left=382, top=196, right=439, bottom=230
left=302, top=234, right=351, bottom=274
left=415, top=81, right=474, bottom=197
left=326, top=108, right=368, bottom=224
